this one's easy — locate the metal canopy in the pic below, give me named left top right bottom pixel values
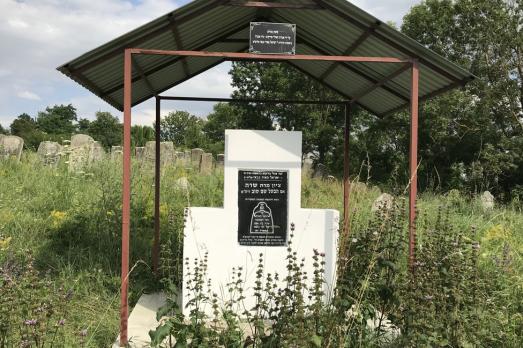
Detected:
left=57, top=0, right=474, bottom=117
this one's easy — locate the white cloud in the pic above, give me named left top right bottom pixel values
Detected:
left=17, top=90, right=41, bottom=101
left=0, top=0, right=420, bottom=129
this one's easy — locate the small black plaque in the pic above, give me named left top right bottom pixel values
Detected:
left=250, top=22, right=296, bottom=55
left=238, top=170, right=288, bottom=246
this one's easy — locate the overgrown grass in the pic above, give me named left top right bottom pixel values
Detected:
left=0, top=153, right=522, bottom=346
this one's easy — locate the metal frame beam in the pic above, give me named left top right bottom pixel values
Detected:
left=131, top=55, right=157, bottom=96
left=226, top=1, right=321, bottom=9
left=350, top=64, right=411, bottom=105
left=168, top=14, right=191, bottom=77
left=319, top=21, right=381, bottom=81
left=101, top=24, right=251, bottom=99
left=119, top=49, right=420, bottom=347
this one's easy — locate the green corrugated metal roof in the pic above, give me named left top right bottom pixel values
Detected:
left=57, top=0, right=475, bottom=116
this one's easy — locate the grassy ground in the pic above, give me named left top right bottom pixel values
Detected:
left=0, top=153, right=521, bottom=346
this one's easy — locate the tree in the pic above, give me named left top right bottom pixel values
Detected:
left=10, top=113, right=45, bottom=150
left=401, top=0, right=523, bottom=196
left=131, top=125, right=155, bottom=147
left=203, top=103, right=240, bottom=152
left=0, top=123, right=7, bottom=135
left=87, top=112, right=122, bottom=148
left=36, top=104, right=78, bottom=136
left=77, top=118, right=90, bottom=133
left=159, top=111, right=206, bottom=149
left=229, top=61, right=345, bottom=165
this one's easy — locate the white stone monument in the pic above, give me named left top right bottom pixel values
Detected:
left=182, top=130, right=339, bottom=317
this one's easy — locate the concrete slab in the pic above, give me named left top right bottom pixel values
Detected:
left=113, top=292, right=167, bottom=348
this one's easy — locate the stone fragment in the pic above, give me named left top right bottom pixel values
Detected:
left=174, top=177, right=190, bottom=191
left=0, top=135, right=24, bottom=162
left=111, top=146, right=123, bottom=161
left=216, top=154, right=225, bottom=169
left=313, top=163, right=327, bottom=179
left=135, top=147, right=145, bottom=160
left=68, top=134, right=95, bottom=172
left=199, top=153, right=214, bottom=175
left=89, top=141, right=105, bottom=163
left=371, top=193, right=394, bottom=213
left=481, top=191, right=495, bottom=210
left=303, top=157, right=314, bottom=177
left=143, top=141, right=175, bottom=166
left=70, top=134, right=94, bottom=148
left=191, top=148, right=204, bottom=165
left=37, top=141, right=62, bottom=167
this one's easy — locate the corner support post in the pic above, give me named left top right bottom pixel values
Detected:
left=409, top=60, right=419, bottom=272
left=120, top=48, right=132, bottom=347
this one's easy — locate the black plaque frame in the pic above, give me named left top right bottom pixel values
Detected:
left=249, top=22, right=297, bottom=55
left=237, top=169, right=289, bottom=246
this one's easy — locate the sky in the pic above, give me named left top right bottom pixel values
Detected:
left=0, top=0, right=420, bottom=128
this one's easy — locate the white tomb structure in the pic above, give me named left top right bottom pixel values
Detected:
left=182, top=130, right=339, bottom=316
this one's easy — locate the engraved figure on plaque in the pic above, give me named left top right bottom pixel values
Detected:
left=250, top=202, right=274, bottom=234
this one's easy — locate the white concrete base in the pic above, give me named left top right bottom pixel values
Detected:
left=113, top=293, right=167, bottom=348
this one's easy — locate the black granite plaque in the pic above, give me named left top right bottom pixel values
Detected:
left=249, top=22, right=296, bottom=55
left=238, top=170, right=288, bottom=246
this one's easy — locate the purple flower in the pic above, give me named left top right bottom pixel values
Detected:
left=58, top=319, right=66, bottom=326
left=79, top=329, right=88, bottom=337
left=24, top=319, right=37, bottom=326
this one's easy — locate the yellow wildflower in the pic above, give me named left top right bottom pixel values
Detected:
left=0, top=236, right=12, bottom=251
left=483, top=224, right=511, bottom=242
left=50, top=210, right=67, bottom=228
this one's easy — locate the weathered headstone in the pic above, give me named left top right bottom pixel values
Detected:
left=143, top=141, right=175, bottom=166
left=313, top=163, right=327, bottom=179
left=199, top=153, right=214, bottom=175
left=371, top=193, right=394, bottom=213
left=135, top=147, right=145, bottom=160
left=481, top=191, right=495, bottom=210
left=175, top=151, right=186, bottom=165
left=0, top=135, right=24, bottom=162
left=191, top=148, right=204, bottom=165
left=70, top=134, right=94, bottom=148
left=175, top=177, right=190, bottom=191
left=111, top=146, right=123, bottom=161
left=183, top=130, right=339, bottom=317
left=37, top=141, right=62, bottom=167
left=302, top=157, right=314, bottom=177
left=68, top=134, right=94, bottom=172
left=216, top=153, right=225, bottom=168
left=89, top=141, right=105, bottom=163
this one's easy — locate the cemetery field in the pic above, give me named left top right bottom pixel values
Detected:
left=1, top=153, right=523, bottom=346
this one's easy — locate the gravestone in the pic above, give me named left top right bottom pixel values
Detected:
left=143, top=141, right=175, bottom=166
left=302, top=155, right=314, bottom=177
left=89, top=141, right=105, bottom=163
left=37, top=141, right=62, bottom=167
left=68, top=134, right=94, bottom=172
left=71, top=134, right=94, bottom=148
left=371, top=193, right=394, bottom=213
left=183, top=130, right=339, bottom=317
left=191, top=148, right=204, bottom=165
left=0, top=135, right=24, bottom=162
left=135, top=147, right=145, bottom=160
left=216, top=154, right=225, bottom=169
left=111, top=146, right=123, bottom=161
left=481, top=191, right=495, bottom=210
left=314, top=163, right=327, bottom=179
left=199, top=153, right=213, bottom=175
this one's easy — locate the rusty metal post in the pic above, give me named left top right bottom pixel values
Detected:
left=343, top=103, right=351, bottom=236
left=409, top=60, right=419, bottom=272
left=153, top=96, right=161, bottom=275
left=120, top=48, right=132, bottom=347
